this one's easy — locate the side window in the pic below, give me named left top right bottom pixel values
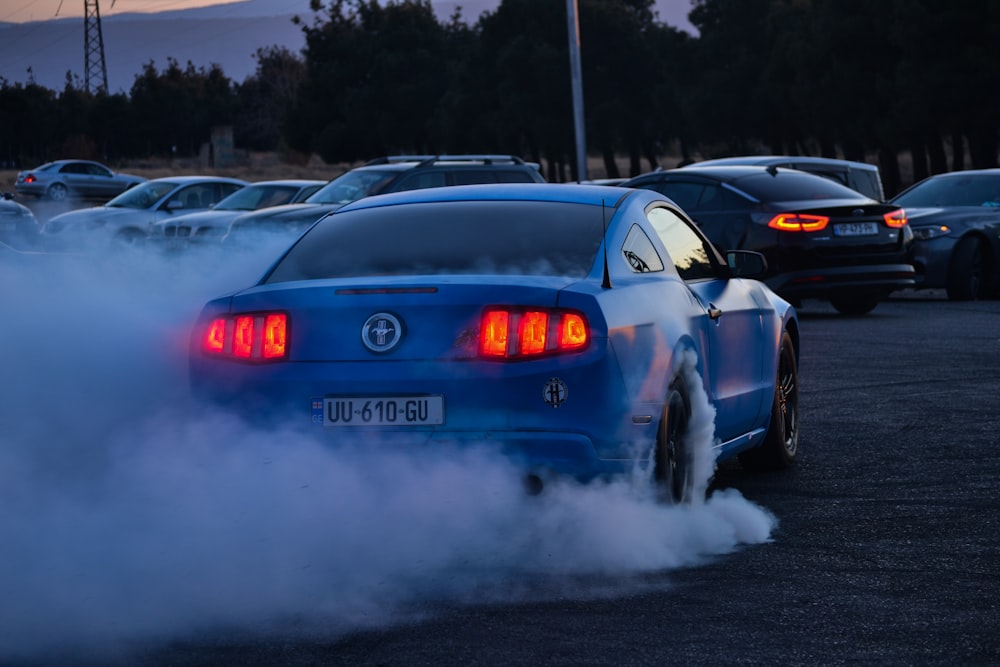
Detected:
left=61, top=163, right=86, bottom=174
left=621, top=224, right=664, bottom=273
left=647, top=207, right=716, bottom=281
left=88, top=163, right=112, bottom=177
left=495, top=170, right=538, bottom=183
left=217, top=183, right=243, bottom=202
left=451, top=170, right=498, bottom=186
left=392, top=172, right=448, bottom=192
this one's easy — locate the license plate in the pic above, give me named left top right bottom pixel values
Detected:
left=834, top=222, right=879, bottom=236
left=314, top=395, right=445, bottom=426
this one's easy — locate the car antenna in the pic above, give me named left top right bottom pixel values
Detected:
left=601, top=198, right=612, bottom=289
left=766, top=164, right=779, bottom=176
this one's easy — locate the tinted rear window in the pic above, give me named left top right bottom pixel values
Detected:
left=263, top=200, right=605, bottom=283
left=733, top=171, right=870, bottom=201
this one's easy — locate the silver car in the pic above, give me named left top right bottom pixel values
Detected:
left=149, top=179, right=325, bottom=248
left=15, top=159, right=148, bottom=202
left=41, top=176, right=248, bottom=247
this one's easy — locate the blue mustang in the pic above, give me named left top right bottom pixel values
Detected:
left=189, top=183, right=799, bottom=502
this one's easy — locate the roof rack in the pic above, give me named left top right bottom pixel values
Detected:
left=364, top=155, right=527, bottom=166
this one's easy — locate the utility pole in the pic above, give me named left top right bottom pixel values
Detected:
left=566, top=0, right=587, bottom=181
left=83, top=0, right=109, bottom=94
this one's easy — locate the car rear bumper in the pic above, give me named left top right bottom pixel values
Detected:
left=766, top=263, right=917, bottom=298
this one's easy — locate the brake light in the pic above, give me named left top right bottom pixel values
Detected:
left=479, top=307, right=589, bottom=359
left=884, top=208, right=908, bottom=228
left=24, top=174, right=36, bottom=184
left=201, top=312, right=288, bottom=361
left=767, top=213, right=829, bottom=232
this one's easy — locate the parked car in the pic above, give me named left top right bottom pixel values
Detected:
left=0, top=191, right=41, bottom=249
left=15, top=159, right=147, bottom=201
left=190, top=183, right=800, bottom=501
left=889, top=169, right=1000, bottom=300
left=148, top=179, right=325, bottom=248
left=621, top=165, right=915, bottom=314
left=41, top=176, right=247, bottom=247
left=682, top=155, right=886, bottom=201
left=221, top=155, right=546, bottom=248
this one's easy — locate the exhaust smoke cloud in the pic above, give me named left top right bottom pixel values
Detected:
left=0, top=244, right=777, bottom=662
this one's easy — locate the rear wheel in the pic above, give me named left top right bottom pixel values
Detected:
left=947, top=236, right=990, bottom=301
left=47, top=183, right=68, bottom=201
left=740, top=331, right=799, bottom=471
left=829, top=293, right=880, bottom=315
left=654, top=379, right=693, bottom=504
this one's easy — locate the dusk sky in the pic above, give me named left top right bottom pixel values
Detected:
left=2, top=0, right=246, bottom=23
left=2, top=0, right=695, bottom=29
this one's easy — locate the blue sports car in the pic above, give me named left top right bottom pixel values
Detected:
left=189, top=183, right=800, bottom=501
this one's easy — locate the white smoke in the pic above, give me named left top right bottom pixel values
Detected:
left=0, top=243, right=777, bottom=662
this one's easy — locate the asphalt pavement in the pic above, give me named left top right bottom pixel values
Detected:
left=123, top=292, right=999, bottom=666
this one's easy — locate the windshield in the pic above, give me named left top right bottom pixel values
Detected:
left=892, top=174, right=1000, bottom=208
left=214, top=184, right=303, bottom=211
left=305, top=169, right=401, bottom=205
left=106, top=180, right=179, bottom=209
left=734, top=170, right=869, bottom=201
left=263, top=200, right=605, bottom=284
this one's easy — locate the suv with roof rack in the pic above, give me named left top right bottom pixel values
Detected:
left=222, top=155, right=545, bottom=248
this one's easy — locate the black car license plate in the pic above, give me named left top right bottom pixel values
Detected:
left=834, top=222, right=879, bottom=236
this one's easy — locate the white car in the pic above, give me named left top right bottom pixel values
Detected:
left=41, top=176, right=248, bottom=247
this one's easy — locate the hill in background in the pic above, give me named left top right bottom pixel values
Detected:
left=0, top=0, right=695, bottom=94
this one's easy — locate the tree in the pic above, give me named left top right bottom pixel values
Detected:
left=288, top=0, right=456, bottom=163
left=236, top=46, right=306, bottom=152
left=129, top=59, right=238, bottom=157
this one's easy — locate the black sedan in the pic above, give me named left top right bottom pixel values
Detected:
left=622, top=165, right=915, bottom=314
left=889, top=169, right=1000, bottom=300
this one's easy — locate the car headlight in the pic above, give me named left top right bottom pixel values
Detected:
left=912, top=225, right=951, bottom=240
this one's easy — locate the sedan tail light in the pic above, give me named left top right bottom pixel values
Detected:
left=767, top=213, right=829, bottom=232
left=201, top=312, right=288, bottom=361
left=479, top=307, right=589, bottom=359
left=883, top=208, right=908, bottom=228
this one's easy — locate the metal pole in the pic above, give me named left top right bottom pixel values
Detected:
left=566, top=0, right=588, bottom=181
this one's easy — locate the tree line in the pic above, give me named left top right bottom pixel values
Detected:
left=2, top=0, right=997, bottom=195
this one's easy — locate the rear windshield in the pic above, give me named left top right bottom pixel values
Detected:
left=733, top=171, right=870, bottom=201
left=263, top=200, right=605, bottom=284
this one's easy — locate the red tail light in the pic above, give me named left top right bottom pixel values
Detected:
left=24, top=175, right=37, bottom=184
left=201, top=312, right=288, bottom=361
left=479, top=307, right=589, bottom=359
left=767, top=213, right=829, bottom=232
left=883, top=208, right=908, bottom=228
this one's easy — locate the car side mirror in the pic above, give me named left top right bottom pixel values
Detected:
left=727, top=250, right=768, bottom=279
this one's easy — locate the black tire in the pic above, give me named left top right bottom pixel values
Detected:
left=654, top=378, right=693, bottom=504
left=947, top=236, right=990, bottom=301
left=739, top=331, right=799, bottom=471
left=829, top=293, right=879, bottom=315
left=47, top=183, right=68, bottom=201
left=114, top=228, right=147, bottom=246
